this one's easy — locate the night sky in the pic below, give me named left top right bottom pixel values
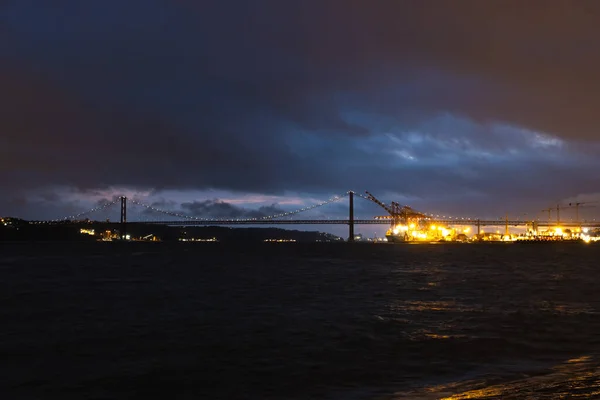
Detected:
left=3, top=1, right=600, bottom=232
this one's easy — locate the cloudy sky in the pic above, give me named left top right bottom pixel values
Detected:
left=2, top=0, right=600, bottom=234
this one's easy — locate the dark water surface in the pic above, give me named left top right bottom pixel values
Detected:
left=2, top=242, right=600, bottom=399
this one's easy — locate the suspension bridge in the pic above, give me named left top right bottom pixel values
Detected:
left=40, top=191, right=600, bottom=241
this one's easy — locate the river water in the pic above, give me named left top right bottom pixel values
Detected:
left=1, top=242, right=600, bottom=399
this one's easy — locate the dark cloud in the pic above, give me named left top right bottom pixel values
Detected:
left=2, top=0, right=600, bottom=220
left=181, top=200, right=285, bottom=219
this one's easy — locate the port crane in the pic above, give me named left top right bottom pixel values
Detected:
left=364, top=191, right=427, bottom=227
left=567, top=201, right=598, bottom=224
left=542, top=201, right=598, bottom=225
left=540, top=207, right=553, bottom=222
left=541, top=203, right=570, bottom=224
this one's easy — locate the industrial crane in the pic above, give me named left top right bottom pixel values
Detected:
left=365, top=191, right=394, bottom=215
left=556, top=204, right=564, bottom=224
left=365, top=191, right=399, bottom=228
left=541, top=204, right=569, bottom=224
left=568, top=201, right=598, bottom=223
left=540, top=207, right=553, bottom=222
left=542, top=201, right=598, bottom=225
left=364, top=191, right=427, bottom=227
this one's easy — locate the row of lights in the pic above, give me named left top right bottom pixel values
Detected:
left=128, top=193, right=349, bottom=222
left=129, top=199, right=202, bottom=220
left=257, top=194, right=347, bottom=220
left=57, top=192, right=596, bottom=224
left=50, top=191, right=466, bottom=223
left=53, top=199, right=120, bottom=222
left=52, top=193, right=594, bottom=225
left=132, top=191, right=474, bottom=222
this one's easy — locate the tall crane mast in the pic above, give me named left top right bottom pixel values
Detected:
left=568, top=201, right=598, bottom=224
left=542, top=204, right=568, bottom=224
left=541, top=207, right=553, bottom=222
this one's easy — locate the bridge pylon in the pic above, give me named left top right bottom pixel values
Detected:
left=120, top=196, right=127, bottom=240
left=348, top=191, right=354, bottom=242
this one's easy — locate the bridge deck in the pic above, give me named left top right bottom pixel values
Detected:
left=132, top=220, right=600, bottom=227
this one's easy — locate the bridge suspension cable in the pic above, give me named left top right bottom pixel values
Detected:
left=53, top=198, right=120, bottom=222
left=128, top=193, right=349, bottom=221
left=130, top=191, right=481, bottom=223
left=257, top=193, right=348, bottom=220
left=129, top=199, right=203, bottom=220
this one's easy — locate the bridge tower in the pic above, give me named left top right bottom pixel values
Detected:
left=348, top=191, right=354, bottom=242
left=120, top=196, right=127, bottom=240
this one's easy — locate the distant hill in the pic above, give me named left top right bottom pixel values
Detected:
left=0, top=219, right=345, bottom=243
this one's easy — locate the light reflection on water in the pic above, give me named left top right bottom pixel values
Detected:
left=391, top=355, right=600, bottom=399
left=394, top=300, right=463, bottom=312
left=2, top=242, right=600, bottom=399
